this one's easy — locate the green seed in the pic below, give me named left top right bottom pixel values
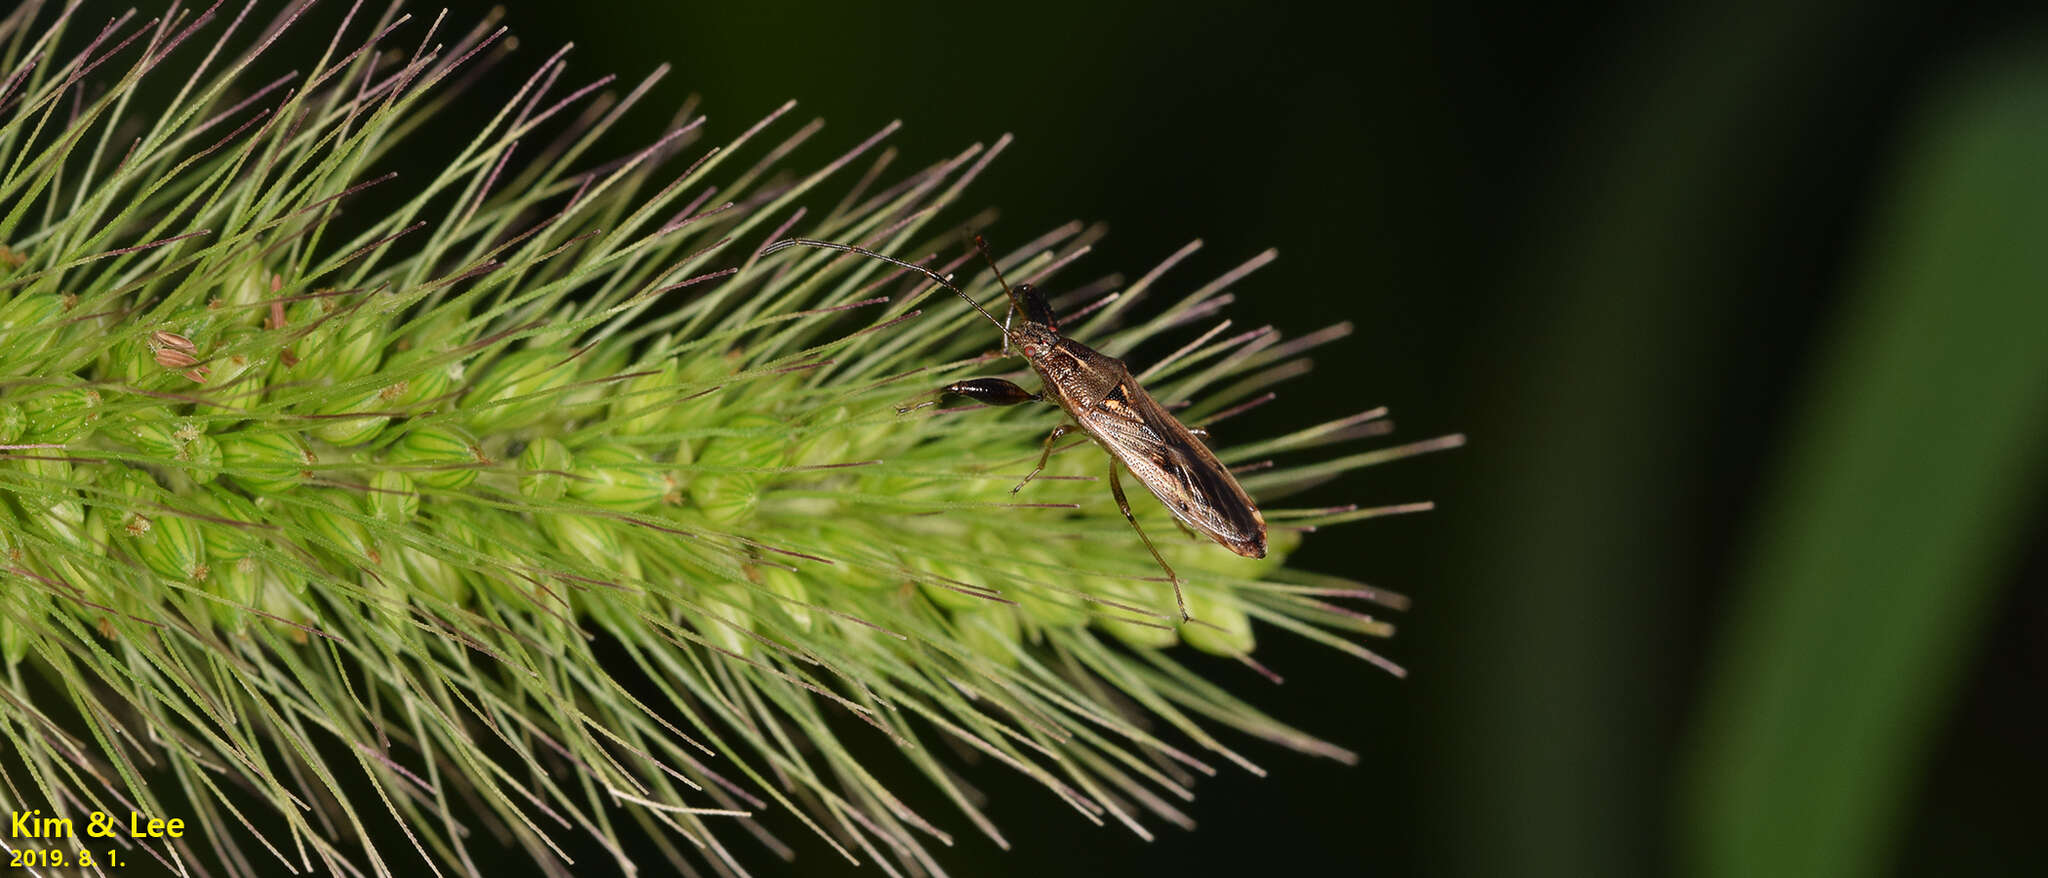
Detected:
left=915, top=558, right=990, bottom=611
left=387, top=424, right=487, bottom=490
left=207, top=557, right=262, bottom=632
left=368, top=470, right=418, bottom=525
left=607, top=360, right=680, bottom=435
left=657, top=349, right=738, bottom=434
left=290, top=300, right=384, bottom=381
left=0, top=294, right=69, bottom=359
left=384, top=351, right=462, bottom=413
left=1014, top=581, right=1090, bottom=629
left=566, top=442, right=669, bottom=511
left=687, top=415, right=789, bottom=523
left=14, top=454, right=87, bottom=546
left=131, top=508, right=206, bottom=582
left=690, top=584, right=754, bottom=656
left=541, top=512, right=632, bottom=573
left=214, top=263, right=273, bottom=326
left=518, top=438, right=572, bottom=501
left=308, top=389, right=391, bottom=446
left=462, top=347, right=576, bottom=433
left=294, top=497, right=377, bottom=568
left=753, top=566, right=812, bottom=633
left=23, top=387, right=102, bottom=442
left=0, top=403, right=24, bottom=443
left=1179, top=591, right=1255, bottom=656
left=568, top=345, right=632, bottom=410
left=192, top=490, right=263, bottom=563
left=183, top=435, right=222, bottom=484
left=118, top=418, right=185, bottom=459
left=219, top=430, right=316, bottom=494
left=0, top=605, right=28, bottom=665
left=397, top=542, right=469, bottom=605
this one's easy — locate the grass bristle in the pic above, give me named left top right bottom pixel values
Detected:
left=0, top=4, right=1453, bottom=876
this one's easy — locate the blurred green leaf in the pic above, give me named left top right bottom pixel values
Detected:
left=1685, top=48, right=2048, bottom=878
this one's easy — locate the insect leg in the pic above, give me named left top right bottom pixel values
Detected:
left=945, top=377, right=1040, bottom=406
left=1012, top=422, right=1075, bottom=494
left=897, top=377, right=1041, bottom=413
left=1107, top=458, right=1189, bottom=622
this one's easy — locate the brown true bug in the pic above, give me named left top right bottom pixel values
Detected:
left=761, top=235, right=1267, bottom=621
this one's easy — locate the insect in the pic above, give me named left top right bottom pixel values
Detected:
left=761, top=235, right=1267, bottom=621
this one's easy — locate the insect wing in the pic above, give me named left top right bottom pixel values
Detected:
left=1081, top=382, right=1268, bottom=558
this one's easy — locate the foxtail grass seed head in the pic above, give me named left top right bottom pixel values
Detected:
left=0, top=5, right=1464, bottom=876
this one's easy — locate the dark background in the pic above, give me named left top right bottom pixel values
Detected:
left=212, top=0, right=2048, bottom=875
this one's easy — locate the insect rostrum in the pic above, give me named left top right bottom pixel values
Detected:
left=0, top=5, right=1457, bottom=876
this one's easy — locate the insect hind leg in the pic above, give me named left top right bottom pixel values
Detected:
left=897, top=376, right=1040, bottom=414
left=1107, top=458, right=1190, bottom=622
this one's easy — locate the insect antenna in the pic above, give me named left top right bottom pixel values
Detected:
left=970, top=234, right=1029, bottom=312
left=763, top=237, right=1014, bottom=336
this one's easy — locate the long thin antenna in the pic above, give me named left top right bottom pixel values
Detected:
left=762, top=238, right=1013, bottom=335
left=971, top=234, right=1026, bottom=311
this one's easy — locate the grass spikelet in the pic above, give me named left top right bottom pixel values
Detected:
left=0, top=3, right=1459, bottom=875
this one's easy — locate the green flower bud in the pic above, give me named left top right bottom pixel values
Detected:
left=689, top=584, right=755, bottom=657
left=101, top=335, right=154, bottom=385
left=14, top=454, right=87, bottom=546
left=430, top=511, right=521, bottom=606
left=183, top=434, right=222, bottom=484
left=113, top=415, right=216, bottom=478
left=292, top=302, right=385, bottom=381
left=0, top=294, right=69, bottom=359
left=754, top=566, right=812, bottom=633
left=1088, top=575, right=1181, bottom=649
left=368, top=469, right=418, bottom=525
left=540, top=512, right=639, bottom=577
left=1179, top=592, right=1255, bottom=656
left=687, top=415, right=789, bottom=523
left=118, top=417, right=189, bottom=459
left=518, top=438, right=572, bottom=501
left=568, top=345, right=632, bottom=410
left=566, top=442, right=670, bottom=511
left=207, top=557, right=263, bottom=633
left=793, top=406, right=855, bottom=467
left=384, top=351, right=462, bottom=413
left=214, top=263, right=274, bottom=326
left=23, top=387, right=102, bottom=442
left=308, top=389, right=391, bottom=446
left=193, top=347, right=266, bottom=423
left=192, top=490, right=263, bottom=563
left=606, top=360, right=680, bottom=435
left=131, top=508, right=207, bottom=582
left=219, top=430, right=316, bottom=494
left=387, top=424, right=487, bottom=490
left=397, top=542, right=469, bottom=605
left=294, top=496, right=377, bottom=568
left=461, top=348, right=575, bottom=433
left=95, top=470, right=161, bottom=574
left=0, top=402, right=25, bottom=443
left=915, top=559, right=988, bottom=611
left=0, top=606, right=28, bottom=665
left=1014, top=581, right=1090, bottom=629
